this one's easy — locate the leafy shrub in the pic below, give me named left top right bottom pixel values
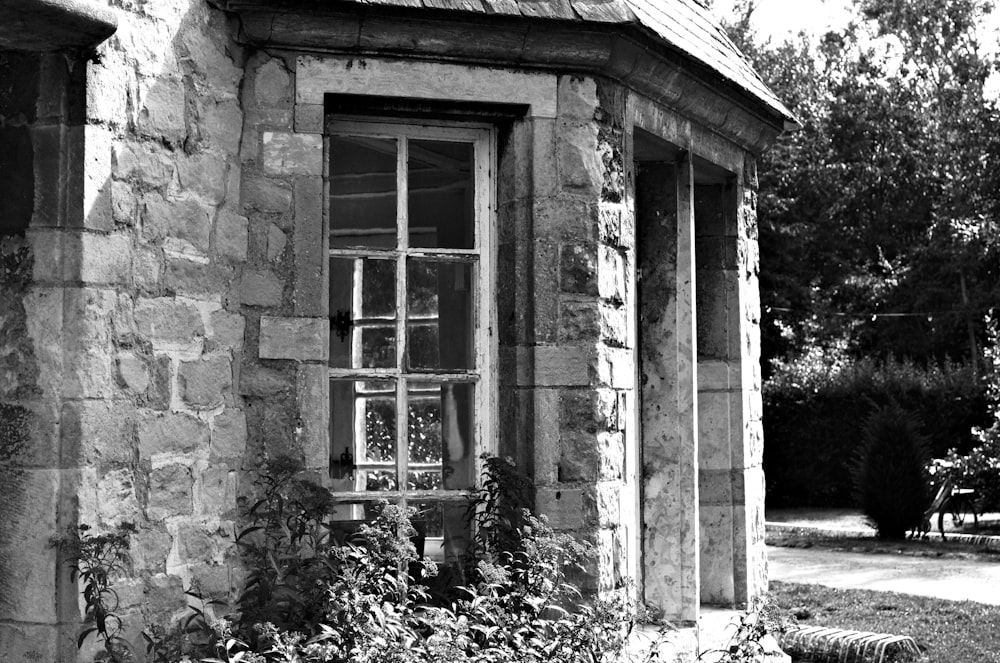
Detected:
left=851, top=401, right=932, bottom=539
left=764, top=349, right=986, bottom=507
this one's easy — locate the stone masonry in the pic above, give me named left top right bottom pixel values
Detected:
left=0, top=1, right=791, bottom=661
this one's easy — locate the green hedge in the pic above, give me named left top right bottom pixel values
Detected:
left=763, top=353, right=989, bottom=507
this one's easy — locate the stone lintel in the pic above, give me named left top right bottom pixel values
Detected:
left=0, top=0, right=117, bottom=52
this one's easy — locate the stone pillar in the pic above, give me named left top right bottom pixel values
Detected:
left=638, top=152, right=700, bottom=624
left=694, top=159, right=766, bottom=606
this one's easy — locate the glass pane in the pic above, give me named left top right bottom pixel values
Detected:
left=329, top=257, right=397, bottom=369
left=406, top=260, right=475, bottom=370
left=329, top=379, right=398, bottom=490
left=329, top=135, right=397, bottom=249
left=408, top=139, right=474, bottom=249
left=407, top=382, right=475, bottom=490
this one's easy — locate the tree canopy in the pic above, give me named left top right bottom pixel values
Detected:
left=725, top=0, right=1000, bottom=373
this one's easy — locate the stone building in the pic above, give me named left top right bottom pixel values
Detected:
left=0, top=0, right=794, bottom=660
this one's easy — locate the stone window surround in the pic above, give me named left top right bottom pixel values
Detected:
left=258, top=53, right=761, bottom=623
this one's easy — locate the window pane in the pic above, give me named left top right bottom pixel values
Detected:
left=330, top=380, right=398, bottom=490
left=329, top=257, right=397, bottom=369
left=408, top=139, right=474, bottom=249
left=408, top=382, right=475, bottom=490
left=407, top=260, right=475, bottom=370
left=330, top=135, right=398, bottom=249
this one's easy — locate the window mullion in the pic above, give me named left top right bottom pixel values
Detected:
left=396, top=135, right=409, bottom=500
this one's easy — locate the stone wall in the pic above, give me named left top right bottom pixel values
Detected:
left=0, top=2, right=771, bottom=660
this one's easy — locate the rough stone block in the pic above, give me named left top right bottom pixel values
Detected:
left=113, top=140, right=175, bottom=187
left=177, top=151, right=229, bottom=206
left=254, top=58, right=292, bottom=106
left=111, top=181, right=138, bottom=226
left=559, top=301, right=599, bottom=342
left=0, top=468, right=59, bottom=623
left=534, top=198, right=598, bottom=241
left=97, top=467, right=143, bottom=525
left=532, top=346, right=593, bottom=387
left=211, top=409, right=247, bottom=460
left=560, top=242, right=598, bottom=294
left=194, top=465, right=238, bottom=517
left=143, top=195, right=212, bottom=254
left=38, top=231, right=133, bottom=285
left=135, top=296, right=205, bottom=345
left=536, top=487, right=584, bottom=530
left=259, top=316, right=329, bottom=361
left=216, top=210, right=249, bottom=261
left=239, top=364, right=295, bottom=397
left=145, top=355, right=173, bottom=410
left=599, top=303, right=628, bottom=348
left=131, top=528, right=172, bottom=573
left=294, top=103, right=324, bottom=133
left=598, top=245, right=627, bottom=303
left=532, top=388, right=561, bottom=485
left=61, top=400, right=136, bottom=469
left=262, top=132, right=322, bottom=176
left=178, top=355, right=233, bottom=409
left=199, top=98, right=243, bottom=155
left=147, top=464, right=193, bottom=520
left=297, top=364, right=330, bottom=470
left=597, top=345, right=633, bottom=389
left=138, top=76, right=186, bottom=143
left=241, top=269, right=284, bottom=307
left=557, top=75, right=598, bottom=122
left=267, top=224, right=287, bottom=262
left=598, top=431, right=624, bottom=480
left=294, top=176, right=326, bottom=316
left=210, top=310, right=246, bottom=349
left=135, top=246, right=164, bottom=292
left=557, top=123, right=601, bottom=193
left=139, top=412, right=210, bottom=459
left=242, top=177, right=292, bottom=213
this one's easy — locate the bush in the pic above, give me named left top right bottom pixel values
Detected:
left=135, top=456, right=667, bottom=663
left=851, top=401, right=932, bottom=539
left=763, top=350, right=987, bottom=507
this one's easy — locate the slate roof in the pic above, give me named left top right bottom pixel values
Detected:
left=330, top=0, right=794, bottom=125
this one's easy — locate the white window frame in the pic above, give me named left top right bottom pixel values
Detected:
left=325, top=117, right=498, bottom=511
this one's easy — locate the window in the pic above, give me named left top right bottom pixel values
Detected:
left=325, top=119, right=495, bottom=573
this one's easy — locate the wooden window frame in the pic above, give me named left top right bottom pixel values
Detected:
left=325, top=116, right=498, bottom=510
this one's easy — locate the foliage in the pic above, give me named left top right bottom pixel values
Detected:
left=851, top=400, right=932, bottom=538
left=763, top=351, right=986, bottom=506
left=56, top=522, right=138, bottom=662
left=696, top=596, right=794, bottom=663
left=724, top=0, right=1000, bottom=371
left=108, top=456, right=677, bottom=663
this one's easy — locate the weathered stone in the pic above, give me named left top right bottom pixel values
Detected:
left=117, top=351, right=150, bottom=392
left=139, top=412, right=209, bottom=459
left=532, top=346, right=593, bottom=387
left=135, top=296, right=205, bottom=344
left=560, top=390, right=599, bottom=435
left=61, top=400, right=136, bottom=469
left=199, top=99, right=243, bottom=155
left=215, top=210, right=249, bottom=261
left=259, top=316, right=329, bottom=361
left=536, top=487, right=583, bottom=530
left=147, top=464, right=193, bottom=519
left=558, top=123, right=601, bottom=192
left=135, top=246, right=164, bottom=292
left=597, top=346, right=632, bottom=389
left=599, top=303, right=628, bottom=347
left=211, top=409, right=247, bottom=460
left=294, top=103, right=324, bottom=133
left=194, top=465, right=238, bottom=517
left=176, top=151, right=229, bottom=205
left=297, top=364, right=330, bottom=470
left=598, top=203, right=621, bottom=246
left=144, top=573, right=186, bottom=619
left=97, top=467, right=143, bottom=525
left=560, top=243, right=598, bottom=295
left=267, top=224, right=286, bottom=261
left=164, top=258, right=235, bottom=299
left=558, top=75, right=598, bottom=122
left=293, top=176, right=326, bottom=316
left=113, top=141, right=175, bottom=187
left=559, top=432, right=598, bottom=482
left=138, top=76, right=186, bottom=143
left=262, top=132, right=322, bottom=176
left=255, top=58, right=292, bottom=105
left=598, top=431, right=624, bottom=480
left=559, top=302, right=599, bottom=342
left=143, top=195, right=212, bottom=254
left=178, top=355, right=232, bottom=409
left=82, top=125, right=114, bottom=231
left=111, top=181, right=138, bottom=226
left=241, top=269, right=284, bottom=307
left=131, top=528, right=173, bottom=573
left=598, top=245, right=626, bottom=303
left=210, top=310, right=245, bottom=349
left=239, top=364, right=294, bottom=397
left=145, top=355, right=173, bottom=410
left=242, top=177, right=293, bottom=213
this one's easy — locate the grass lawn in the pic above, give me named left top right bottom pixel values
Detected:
left=769, top=580, right=1000, bottom=662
